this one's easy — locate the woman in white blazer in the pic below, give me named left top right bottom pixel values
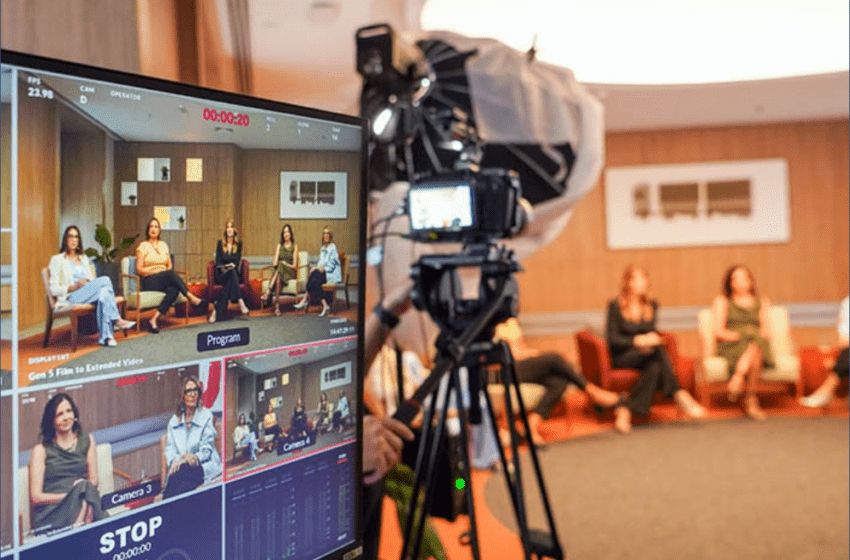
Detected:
left=48, top=226, right=135, bottom=347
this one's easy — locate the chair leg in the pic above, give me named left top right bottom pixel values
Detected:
left=43, top=315, right=54, bottom=348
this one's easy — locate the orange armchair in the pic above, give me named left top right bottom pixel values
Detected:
left=575, top=330, right=695, bottom=396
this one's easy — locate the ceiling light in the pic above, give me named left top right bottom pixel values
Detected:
left=421, top=0, right=849, bottom=84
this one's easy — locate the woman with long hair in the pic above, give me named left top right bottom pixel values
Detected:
left=712, top=264, right=774, bottom=420
left=262, top=224, right=299, bottom=316
left=209, top=218, right=250, bottom=323
left=293, top=226, right=340, bottom=317
left=232, top=413, right=259, bottom=462
left=48, top=226, right=136, bottom=346
left=163, top=376, right=221, bottom=498
left=29, top=393, right=107, bottom=535
left=135, top=217, right=204, bottom=333
left=606, top=265, right=706, bottom=433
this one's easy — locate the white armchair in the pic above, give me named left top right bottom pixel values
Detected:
left=697, top=305, right=801, bottom=406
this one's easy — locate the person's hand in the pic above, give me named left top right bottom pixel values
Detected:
left=182, top=453, right=199, bottom=466
left=644, top=332, right=662, bottom=346
left=168, top=458, right=183, bottom=476
left=363, top=415, right=414, bottom=485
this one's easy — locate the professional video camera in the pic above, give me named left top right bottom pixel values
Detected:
left=357, top=23, right=564, bottom=560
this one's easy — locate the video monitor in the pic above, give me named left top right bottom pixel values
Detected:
left=0, top=50, right=367, bottom=560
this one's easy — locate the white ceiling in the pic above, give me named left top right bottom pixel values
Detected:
left=233, top=0, right=850, bottom=131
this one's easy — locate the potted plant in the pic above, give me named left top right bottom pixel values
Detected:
left=84, top=224, right=138, bottom=293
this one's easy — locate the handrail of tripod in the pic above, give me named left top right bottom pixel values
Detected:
left=391, top=273, right=511, bottom=427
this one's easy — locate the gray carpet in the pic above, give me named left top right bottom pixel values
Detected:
left=42, top=315, right=349, bottom=385
left=484, top=417, right=849, bottom=560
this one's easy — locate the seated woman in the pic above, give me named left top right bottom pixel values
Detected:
left=48, top=226, right=136, bottom=347
left=801, top=296, right=849, bottom=407
left=136, top=217, right=204, bottom=333
left=495, top=317, right=620, bottom=445
left=209, top=218, right=250, bottom=323
left=606, top=266, right=707, bottom=434
left=262, top=224, right=299, bottom=317
left=290, top=398, right=309, bottom=439
left=712, top=264, right=774, bottom=420
left=29, top=393, right=107, bottom=536
left=163, top=376, right=222, bottom=499
left=315, top=392, right=331, bottom=431
left=293, top=226, right=340, bottom=317
left=332, top=390, right=350, bottom=433
left=262, top=403, right=282, bottom=451
left=232, top=413, right=258, bottom=462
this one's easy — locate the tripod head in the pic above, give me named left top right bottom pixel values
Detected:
left=410, top=242, right=522, bottom=344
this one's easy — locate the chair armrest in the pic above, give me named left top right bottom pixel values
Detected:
left=701, top=356, right=729, bottom=383
left=259, top=265, right=275, bottom=281
left=112, top=467, right=134, bottom=482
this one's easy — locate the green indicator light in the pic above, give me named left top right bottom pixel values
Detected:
left=455, top=478, right=466, bottom=490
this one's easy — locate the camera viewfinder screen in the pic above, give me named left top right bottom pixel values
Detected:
left=409, top=184, right=474, bottom=232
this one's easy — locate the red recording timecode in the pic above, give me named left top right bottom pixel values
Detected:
left=203, top=108, right=250, bottom=126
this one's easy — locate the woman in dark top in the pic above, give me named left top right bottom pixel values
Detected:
left=606, top=265, right=706, bottom=433
left=29, top=393, right=107, bottom=536
left=209, top=218, right=249, bottom=323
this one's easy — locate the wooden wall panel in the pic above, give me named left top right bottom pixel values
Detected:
left=1, top=0, right=139, bottom=74
left=239, top=150, right=362, bottom=261
left=17, top=372, right=183, bottom=452
left=113, top=143, right=238, bottom=281
left=17, top=80, right=60, bottom=332
left=60, top=131, right=107, bottom=245
left=518, top=119, right=850, bottom=314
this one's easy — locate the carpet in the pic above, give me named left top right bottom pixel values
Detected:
left=483, top=416, right=849, bottom=560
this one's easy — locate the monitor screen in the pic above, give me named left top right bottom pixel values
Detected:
left=0, top=50, right=367, bottom=560
left=408, top=182, right=475, bottom=233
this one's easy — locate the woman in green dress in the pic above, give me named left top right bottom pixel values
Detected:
left=29, top=393, right=107, bottom=537
left=263, top=224, right=298, bottom=316
left=712, top=264, right=774, bottom=420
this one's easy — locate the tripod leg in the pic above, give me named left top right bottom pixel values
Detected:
left=501, top=360, right=535, bottom=560
left=401, top=384, right=439, bottom=556
left=403, top=376, right=453, bottom=560
left=449, top=368, right=482, bottom=560
left=504, top=345, right=564, bottom=560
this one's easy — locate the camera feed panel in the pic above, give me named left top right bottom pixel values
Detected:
left=15, top=362, right=224, bottom=546
left=5, top=59, right=364, bottom=390
left=224, top=337, right=358, bottom=481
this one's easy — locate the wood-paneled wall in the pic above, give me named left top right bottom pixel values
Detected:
left=17, top=81, right=60, bottom=331
left=1, top=0, right=139, bottom=74
left=239, top=150, right=362, bottom=260
left=60, top=131, right=107, bottom=244
left=17, top=372, right=184, bottom=452
left=518, top=119, right=850, bottom=314
left=113, top=142, right=239, bottom=280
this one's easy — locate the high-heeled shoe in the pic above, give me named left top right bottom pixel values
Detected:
left=799, top=392, right=834, bottom=408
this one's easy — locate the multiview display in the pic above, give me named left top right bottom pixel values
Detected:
left=0, top=50, right=367, bottom=560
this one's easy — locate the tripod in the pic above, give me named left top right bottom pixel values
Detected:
left=393, top=249, right=564, bottom=560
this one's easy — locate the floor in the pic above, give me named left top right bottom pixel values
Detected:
left=376, top=388, right=849, bottom=560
